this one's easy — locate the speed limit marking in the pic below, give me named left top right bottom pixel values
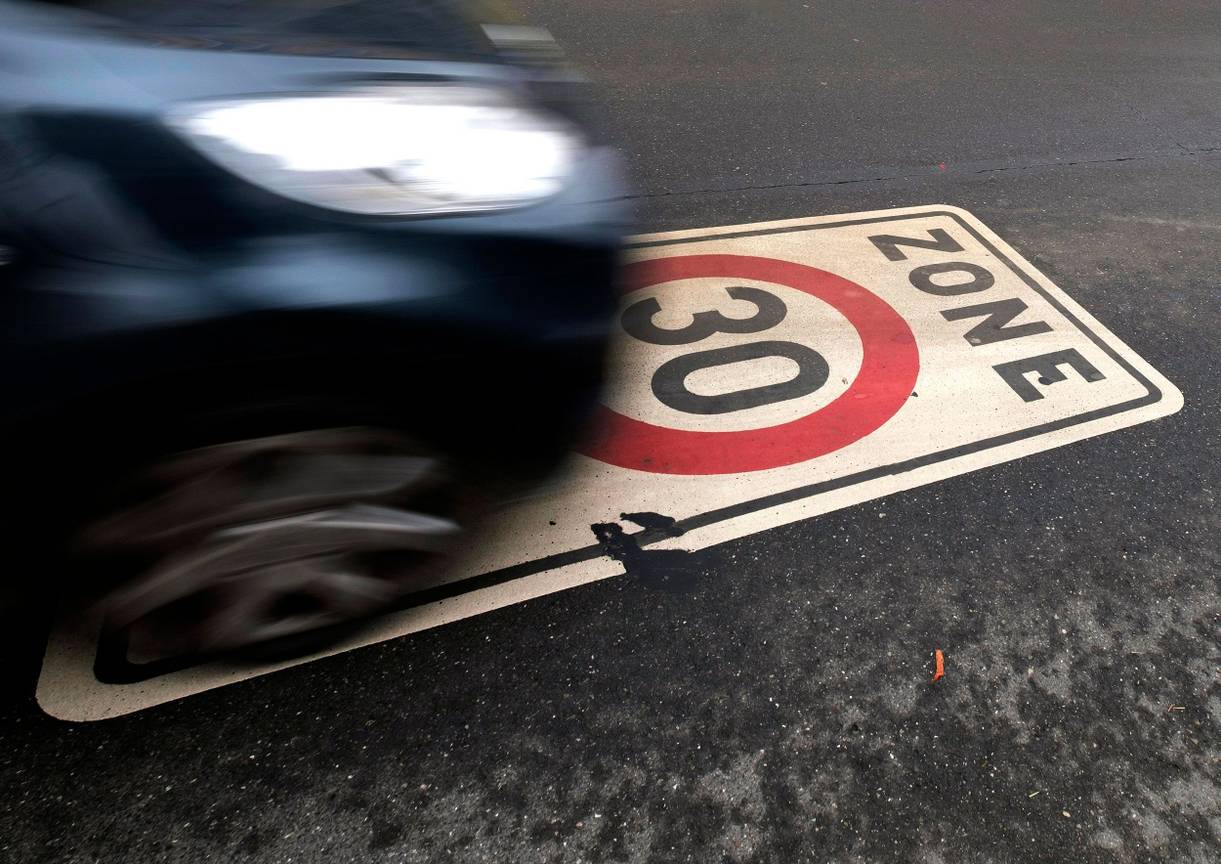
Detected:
left=37, top=205, right=1183, bottom=720
left=582, top=253, right=920, bottom=473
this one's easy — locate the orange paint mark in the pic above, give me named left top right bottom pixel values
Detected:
left=931, top=649, right=945, bottom=683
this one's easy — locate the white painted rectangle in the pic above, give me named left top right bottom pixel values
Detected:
left=37, top=205, right=1182, bottom=720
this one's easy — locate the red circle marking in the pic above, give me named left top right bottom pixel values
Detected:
left=579, top=254, right=919, bottom=474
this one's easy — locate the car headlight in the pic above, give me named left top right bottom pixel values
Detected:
left=166, top=84, right=581, bottom=216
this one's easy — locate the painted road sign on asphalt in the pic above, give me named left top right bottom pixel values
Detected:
left=38, top=205, right=1183, bottom=720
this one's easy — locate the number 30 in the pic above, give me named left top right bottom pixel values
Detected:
left=622, top=286, right=829, bottom=415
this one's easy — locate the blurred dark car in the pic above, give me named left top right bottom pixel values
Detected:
left=0, top=0, right=627, bottom=659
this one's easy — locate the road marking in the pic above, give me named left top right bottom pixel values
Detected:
left=37, top=205, right=1182, bottom=720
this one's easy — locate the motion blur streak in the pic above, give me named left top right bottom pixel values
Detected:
left=0, top=0, right=628, bottom=659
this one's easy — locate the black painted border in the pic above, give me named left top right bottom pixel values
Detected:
left=94, top=209, right=1165, bottom=684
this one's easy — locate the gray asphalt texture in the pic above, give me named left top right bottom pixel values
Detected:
left=2, top=1, right=1219, bottom=863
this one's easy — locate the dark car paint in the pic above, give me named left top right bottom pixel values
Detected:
left=0, top=0, right=625, bottom=456
left=0, top=1, right=628, bottom=567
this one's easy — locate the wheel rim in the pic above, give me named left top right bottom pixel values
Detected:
left=83, top=429, right=462, bottom=658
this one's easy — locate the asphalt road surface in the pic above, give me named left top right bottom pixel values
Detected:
left=3, top=2, right=1219, bottom=863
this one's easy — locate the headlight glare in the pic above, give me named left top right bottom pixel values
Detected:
left=167, top=85, right=581, bottom=216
